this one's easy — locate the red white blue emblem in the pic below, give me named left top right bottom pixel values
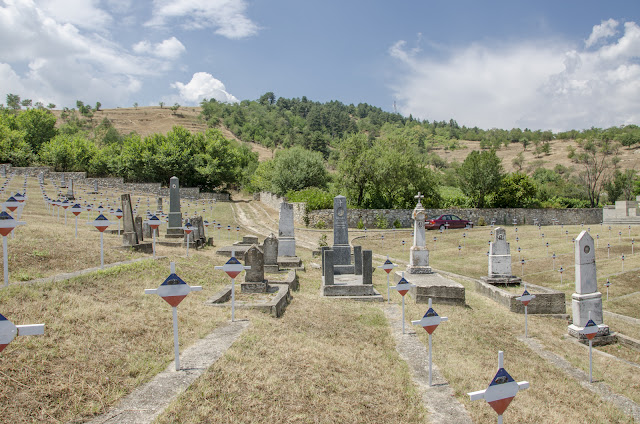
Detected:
left=579, top=319, right=599, bottom=340
left=516, top=289, right=535, bottom=307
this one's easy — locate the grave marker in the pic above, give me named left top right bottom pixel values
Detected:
left=378, top=257, right=397, bottom=303
left=0, top=211, right=26, bottom=286
left=215, top=252, right=250, bottom=321
left=468, top=351, right=529, bottom=424
left=182, top=222, right=193, bottom=257
left=411, top=298, right=448, bottom=386
left=515, top=284, right=535, bottom=338
left=144, top=215, right=162, bottom=259
left=71, top=203, right=82, bottom=238
left=145, top=262, right=202, bottom=371
left=390, top=272, right=415, bottom=334
left=579, top=311, right=599, bottom=383
left=0, top=313, right=44, bottom=353
left=408, top=193, right=432, bottom=274
left=88, top=214, right=113, bottom=269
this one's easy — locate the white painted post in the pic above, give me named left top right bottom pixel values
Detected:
left=378, top=257, right=396, bottom=304
left=172, top=306, right=180, bottom=371
left=74, top=214, right=78, bottom=238
left=2, top=236, right=7, bottom=287
left=390, top=273, right=414, bottom=335
left=428, top=328, right=433, bottom=386
left=214, top=251, right=250, bottom=322
left=100, top=231, right=104, bottom=269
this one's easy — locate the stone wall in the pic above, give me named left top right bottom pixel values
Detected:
left=258, top=191, right=307, bottom=224
left=3, top=165, right=230, bottom=201
left=307, top=207, right=603, bottom=228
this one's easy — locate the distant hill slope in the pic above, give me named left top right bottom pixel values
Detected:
left=51, top=106, right=274, bottom=162
left=51, top=106, right=640, bottom=172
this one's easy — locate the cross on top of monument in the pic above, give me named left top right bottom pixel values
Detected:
left=414, top=192, right=424, bottom=205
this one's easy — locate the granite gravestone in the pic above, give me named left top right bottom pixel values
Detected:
left=0, top=165, right=6, bottom=178
left=264, top=233, right=279, bottom=273
left=121, top=194, right=138, bottom=246
left=166, top=176, right=183, bottom=238
left=407, top=193, right=432, bottom=274
left=485, top=227, right=521, bottom=284
left=332, top=195, right=354, bottom=274
left=134, top=216, right=144, bottom=242
left=242, top=245, right=268, bottom=293
left=156, top=197, right=163, bottom=214
left=278, top=202, right=296, bottom=256
left=568, top=231, right=613, bottom=344
left=66, top=179, right=75, bottom=200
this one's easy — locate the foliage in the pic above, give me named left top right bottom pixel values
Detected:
left=6, top=93, right=21, bottom=111
left=315, top=220, right=327, bottom=229
left=568, top=138, right=619, bottom=207
left=270, top=146, right=329, bottom=196
left=285, top=187, right=333, bottom=211
left=392, top=219, right=402, bottom=229
left=491, top=173, right=538, bottom=208
left=16, top=108, right=57, bottom=151
left=318, top=233, right=328, bottom=247
left=357, top=218, right=365, bottom=229
left=0, top=123, right=33, bottom=166
left=457, top=150, right=503, bottom=208
left=604, top=169, right=636, bottom=203
left=375, top=213, right=388, bottom=229
left=39, top=133, right=97, bottom=172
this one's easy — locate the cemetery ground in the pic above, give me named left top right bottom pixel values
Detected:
left=1, top=182, right=639, bottom=423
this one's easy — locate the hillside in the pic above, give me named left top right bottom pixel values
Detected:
left=65, top=106, right=640, bottom=174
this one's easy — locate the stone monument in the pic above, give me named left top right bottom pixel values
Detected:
left=263, top=233, right=279, bottom=273
left=0, top=165, right=6, bottom=178
left=156, top=197, right=163, bottom=214
left=166, top=176, right=183, bottom=238
left=483, top=227, right=521, bottom=285
left=395, top=192, right=465, bottom=306
left=331, top=195, right=354, bottom=274
left=278, top=202, right=296, bottom=256
left=66, top=179, right=75, bottom=200
left=121, top=194, right=139, bottom=246
left=277, top=202, right=303, bottom=269
left=241, top=245, right=269, bottom=293
left=407, top=192, right=432, bottom=274
left=568, top=231, right=614, bottom=344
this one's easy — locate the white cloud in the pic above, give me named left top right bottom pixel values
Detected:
left=146, top=0, right=258, bottom=39
left=170, top=72, right=238, bottom=105
left=390, top=20, right=640, bottom=131
left=585, top=18, right=618, bottom=48
left=133, top=37, right=186, bottom=60
left=0, top=0, right=186, bottom=108
left=36, top=0, right=112, bottom=31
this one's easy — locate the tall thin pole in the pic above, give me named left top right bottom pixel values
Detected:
left=172, top=306, right=180, bottom=371
left=74, top=215, right=78, bottom=238
left=231, top=277, right=236, bottom=322
left=428, top=333, right=433, bottom=386
left=589, top=339, right=593, bottom=383
left=402, top=295, right=405, bottom=334
left=386, top=272, right=390, bottom=304
left=100, top=232, right=104, bottom=269
left=3, top=236, right=8, bottom=287
left=524, top=305, right=528, bottom=338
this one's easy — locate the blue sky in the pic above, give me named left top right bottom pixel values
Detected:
left=1, top=0, right=639, bottom=131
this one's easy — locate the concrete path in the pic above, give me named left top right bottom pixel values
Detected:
left=86, top=320, right=250, bottom=424
left=519, top=335, right=640, bottom=422
left=382, top=304, right=472, bottom=424
left=17, top=256, right=165, bottom=286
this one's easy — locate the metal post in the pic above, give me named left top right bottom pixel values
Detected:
left=428, top=333, right=433, bottom=387
left=100, top=232, right=104, bottom=269
left=3, top=236, right=8, bottom=287
left=524, top=305, right=528, bottom=338
left=153, top=231, right=157, bottom=260
left=172, top=306, right=180, bottom=371
left=589, top=339, right=593, bottom=383
left=231, top=277, right=236, bottom=322
left=402, top=295, right=405, bottom=334
left=387, top=272, right=390, bottom=304
left=186, top=234, right=190, bottom=257
left=64, top=209, right=67, bottom=226
left=74, top=215, right=78, bottom=238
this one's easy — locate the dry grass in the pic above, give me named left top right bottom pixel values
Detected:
left=157, top=250, right=427, bottom=424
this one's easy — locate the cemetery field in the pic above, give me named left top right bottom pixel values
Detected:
left=352, top=224, right=640, bottom=320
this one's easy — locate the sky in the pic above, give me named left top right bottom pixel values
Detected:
left=1, top=0, right=639, bottom=132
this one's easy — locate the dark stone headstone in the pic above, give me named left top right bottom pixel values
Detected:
left=363, top=250, right=373, bottom=285
left=134, top=216, right=144, bottom=242
left=242, top=245, right=268, bottom=293
left=323, top=249, right=334, bottom=285
left=354, top=245, right=363, bottom=275
left=121, top=194, right=138, bottom=246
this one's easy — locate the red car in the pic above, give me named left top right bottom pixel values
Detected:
left=425, top=214, right=473, bottom=230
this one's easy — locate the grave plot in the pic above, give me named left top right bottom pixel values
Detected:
left=0, top=255, right=233, bottom=423
left=155, top=257, right=429, bottom=424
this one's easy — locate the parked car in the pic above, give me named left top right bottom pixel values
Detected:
left=425, top=214, right=473, bottom=230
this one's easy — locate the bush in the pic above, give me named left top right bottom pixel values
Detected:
left=375, top=213, right=387, bottom=229
left=393, top=219, right=402, bottom=229
left=286, top=187, right=333, bottom=211
left=315, top=220, right=327, bottom=229
left=357, top=218, right=365, bottom=229
left=477, top=217, right=487, bottom=226
left=318, top=234, right=328, bottom=248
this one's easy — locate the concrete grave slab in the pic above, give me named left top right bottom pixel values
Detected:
left=395, top=271, right=465, bottom=306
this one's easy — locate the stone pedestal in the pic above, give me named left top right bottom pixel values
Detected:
left=408, top=246, right=432, bottom=274
left=407, top=195, right=433, bottom=274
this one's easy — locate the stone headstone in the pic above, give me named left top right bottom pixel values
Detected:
left=242, top=245, right=268, bottom=293
left=320, top=246, right=330, bottom=276
left=241, top=235, right=259, bottom=245
left=332, top=196, right=353, bottom=274
left=263, top=233, right=279, bottom=273
left=362, top=250, right=373, bottom=284
left=134, top=216, right=144, bottom=242
left=354, top=245, right=363, bottom=275
left=66, top=179, right=75, bottom=200
left=121, top=194, right=138, bottom=246
left=93, top=180, right=99, bottom=193
left=156, top=197, right=163, bottom=214
left=60, top=173, right=65, bottom=188
left=193, top=216, right=205, bottom=245
left=568, top=231, right=611, bottom=342
left=278, top=202, right=296, bottom=256
left=1, top=165, right=6, bottom=178
left=485, top=228, right=520, bottom=284
left=408, top=193, right=432, bottom=274
left=166, top=176, right=183, bottom=237
left=323, top=249, right=334, bottom=285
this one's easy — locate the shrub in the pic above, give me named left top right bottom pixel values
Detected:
left=286, top=187, right=333, bottom=211
left=393, top=219, right=402, bottom=229
left=375, top=213, right=387, bottom=229
left=477, top=217, right=487, bottom=226
left=318, top=234, right=328, bottom=248
left=357, top=218, right=365, bottom=229
left=315, top=220, right=327, bottom=229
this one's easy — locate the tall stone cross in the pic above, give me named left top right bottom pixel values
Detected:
left=415, top=192, right=424, bottom=205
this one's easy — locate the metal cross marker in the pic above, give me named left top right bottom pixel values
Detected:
left=515, top=284, right=536, bottom=338
left=0, top=313, right=44, bottom=353
left=114, top=208, right=123, bottom=235
left=144, top=215, right=162, bottom=259
left=182, top=222, right=194, bottom=257
left=70, top=203, right=82, bottom=238
left=145, top=262, right=202, bottom=371
left=414, top=192, right=424, bottom=205
left=214, top=252, right=250, bottom=322
left=605, top=279, right=611, bottom=300
left=390, top=272, right=415, bottom=334
left=579, top=311, right=599, bottom=383
left=0, top=211, right=26, bottom=286
left=559, top=267, right=564, bottom=284
left=377, top=257, right=397, bottom=304
left=468, top=351, right=530, bottom=424
left=411, top=298, right=448, bottom=386
left=87, top=214, right=113, bottom=269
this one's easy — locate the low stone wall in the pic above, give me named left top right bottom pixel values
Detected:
left=473, top=279, right=566, bottom=314
left=307, top=207, right=603, bottom=228
left=258, top=192, right=306, bottom=224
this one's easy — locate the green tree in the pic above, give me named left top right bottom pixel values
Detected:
left=457, top=150, right=504, bottom=208
left=259, top=92, right=276, bottom=106
left=20, top=99, right=32, bottom=109
left=39, top=133, right=97, bottom=171
left=568, top=138, right=619, bottom=207
left=6, top=94, right=20, bottom=112
left=47, top=103, right=56, bottom=110
left=337, top=133, right=375, bottom=206
left=270, top=146, right=329, bottom=195
left=0, top=123, right=33, bottom=166
left=16, top=108, right=57, bottom=151
left=492, top=173, right=537, bottom=208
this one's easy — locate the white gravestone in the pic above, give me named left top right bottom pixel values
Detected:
left=485, top=228, right=521, bottom=285
left=407, top=192, right=432, bottom=274
left=567, top=230, right=611, bottom=343
left=278, top=202, right=296, bottom=257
